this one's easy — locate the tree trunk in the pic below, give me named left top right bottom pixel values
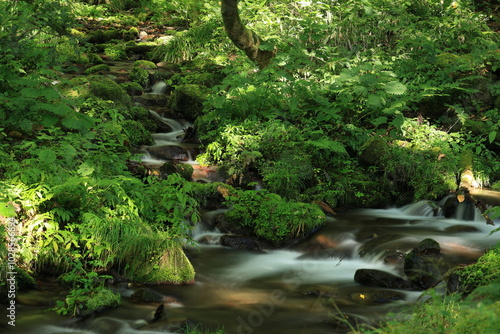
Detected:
left=221, top=0, right=275, bottom=69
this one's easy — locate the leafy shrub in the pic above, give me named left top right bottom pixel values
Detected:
left=224, top=189, right=325, bottom=246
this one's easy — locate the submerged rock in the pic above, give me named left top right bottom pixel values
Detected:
left=354, top=269, right=412, bottom=289
left=131, top=287, right=178, bottom=303
left=350, top=290, right=404, bottom=303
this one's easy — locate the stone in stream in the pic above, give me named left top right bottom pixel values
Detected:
left=404, top=238, right=444, bottom=290
left=220, top=235, right=261, bottom=251
left=354, top=268, right=413, bottom=289
left=131, top=287, right=179, bottom=304
left=146, top=145, right=189, bottom=161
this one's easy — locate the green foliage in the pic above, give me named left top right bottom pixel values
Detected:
left=52, top=261, right=120, bottom=316
left=121, top=120, right=153, bottom=145
left=224, top=189, right=325, bottom=246
left=455, top=245, right=500, bottom=295
left=129, top=67, right=151, bottom=87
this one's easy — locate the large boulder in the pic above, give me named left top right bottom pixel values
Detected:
left=354, top=269, right=412, bottom=289
left=404, top=238, right=444, bottom=290
left=168, top=84, right=210, bottom=121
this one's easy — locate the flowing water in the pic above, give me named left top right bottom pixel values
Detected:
left=5, top=85, right=499, bottom=334
left=6, top=200, right=499, bottom=334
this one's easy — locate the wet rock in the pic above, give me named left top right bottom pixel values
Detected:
left=350, top=290, right=404, bottom=303
left=354, top=269, right=412, bottom=289
left=131, top=287, right=178, bottom=303
left=358, top=233, right=406, bottom=258
left=146, top=145, right=189, bottom=161
left=444, top=225, right=480, bottom=233
left=133, top=93, right=169, bottom=106
left=404, top=238, right=444, bottom=290
left=220, top=235, right=260, bottom=251
left=384, top=252, right=405, bottom=265
left=213, top=214, right=253, bottom=235
left=160, top=161, right=193, bottom=181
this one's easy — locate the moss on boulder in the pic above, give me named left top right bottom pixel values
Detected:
left=129, top=67, right=151, bottom=87
left=64, top=75, right=133, bottom=107
left=133, top=60, right=157, bottom=69
left=126, top=246, right=195, bottom=284
left=168, top=84, right=210, bottom=121
left=83, top=64, right=111, bottom=75
left=359, top=136, right=391, bottom=166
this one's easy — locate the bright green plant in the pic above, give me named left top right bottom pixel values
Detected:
left=223, top=189, right=325, bottom=246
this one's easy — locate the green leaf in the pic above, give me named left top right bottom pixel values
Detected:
left=371, top=116, right=388, bottom=127
left=77, top=162, right=95, bottom=176
left=384, top=81, right=407, bottom=95
left=367, top=94, right=382, bottom=108
left=488, top=131, right=497, bottom=144
left=306, top=139, right=347, bottom=154
left=0, top=201, right=16, bottom=217
left=354, top=85, right=368, bottom=96
left=37, top=148, right=57, bottom=164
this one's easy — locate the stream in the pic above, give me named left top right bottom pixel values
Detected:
left=6, top=201, right=499, bottom=334
left=4, top=80, right=500, bottom=334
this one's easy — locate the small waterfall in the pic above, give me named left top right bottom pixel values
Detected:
left=151, top=80, right=167, bottom=94
left=149, top=110, right=189, bottom=133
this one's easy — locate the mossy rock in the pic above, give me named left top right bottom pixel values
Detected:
left=87, top=53, right=104, bottom=64
left=122, top=120, right=154, bottom=146
left=75, top=287, right=121, bottom=317
left=126, top=246, right=195, bottom=284
left=359, top=136, right=391, bottom=166
left=88, top=29, right=123, bottom=44
left=125, top=44, right=157, bottom=56
left=160, top=162, right=193, bottom=181
left=129, top=67, right=151, bottom=87
left=64, top=76, right=132, bottom=107
left=120, top=81, right=144, bottom=96
left=168, top=84, right=210, bottom=121
left=224, top=190, right=325, bottom=247
left=133, top=60, right=157, bottom=69
left=104, top=44, right=128, bottom=60
left=83, top=64, right=111, bottom=75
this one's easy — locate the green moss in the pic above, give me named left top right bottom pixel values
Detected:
left=133, top=60, right=157, bottom=69
left=120, top=81, right=144, bottom=96
left=122, top=120, right=153, bottom=146
left=66, top=76, right=132, bottom=107
left=224, top=190, right=325, bottom=246
left=129, top=67, right=151, bottom=87
left=455, top=245, right=500, bottom=296
left=126, top=245, right=195, bottom=284
left=359, top=136, right=390, bottom=166
left=87, top=53, right=104, bottom=64
left=83, top=64, right=111, bottom=75
left=160, top=162, right=193, bottom=181
left=104, top=44, right=127, bottom=60
left=168, top=84, right=210, bottom=120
